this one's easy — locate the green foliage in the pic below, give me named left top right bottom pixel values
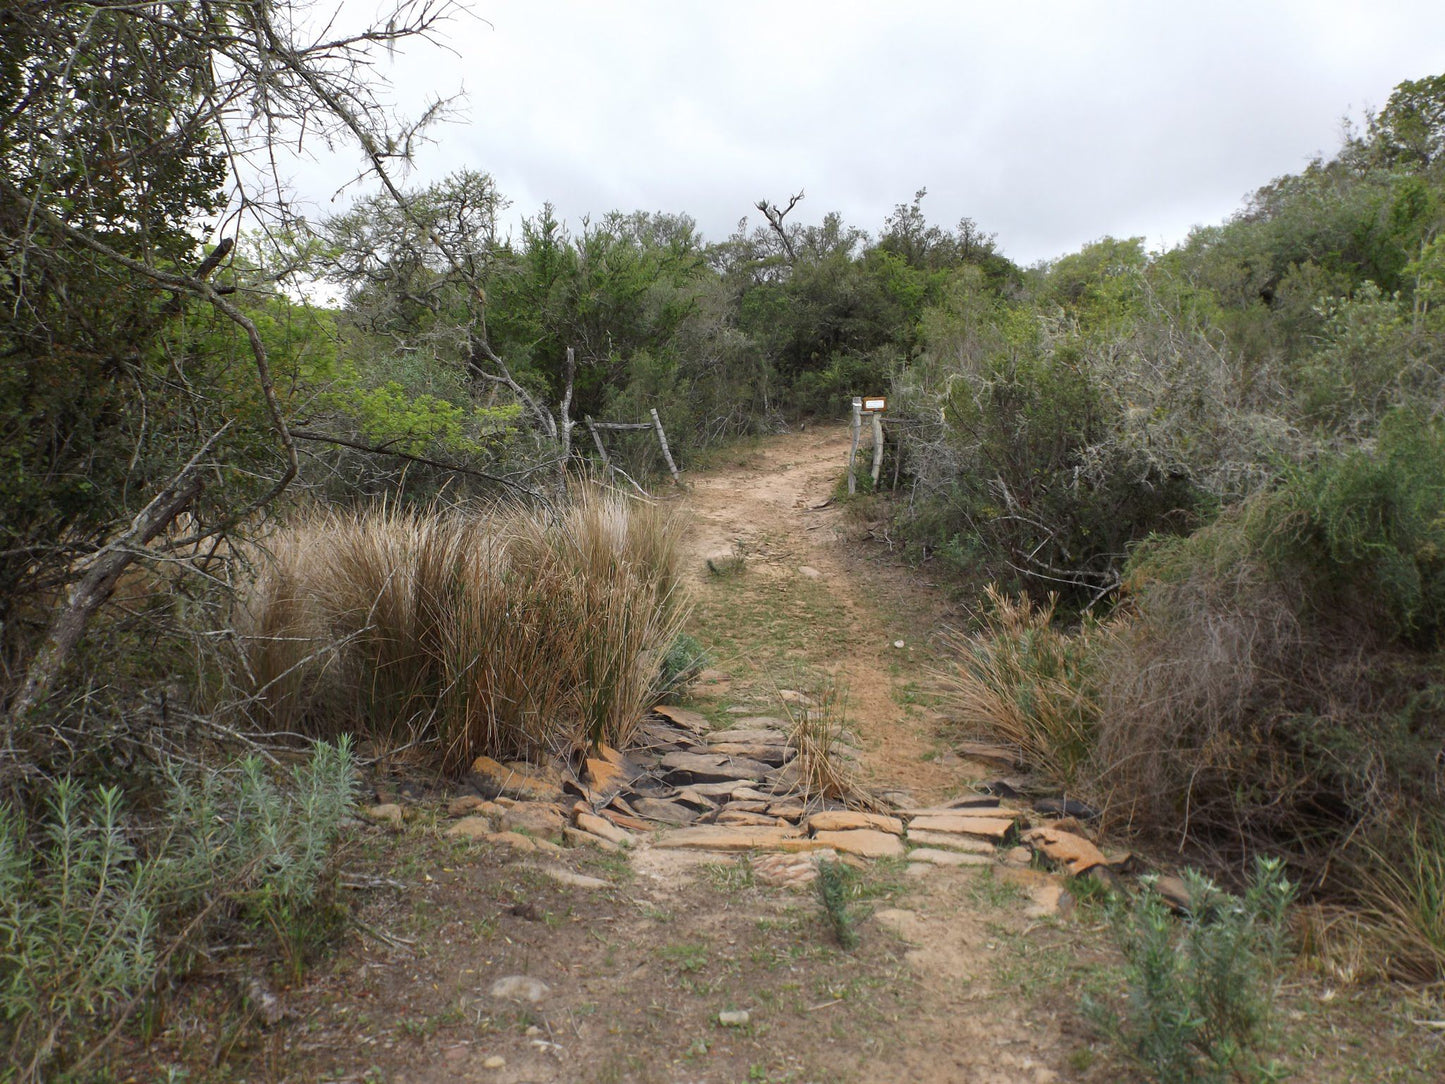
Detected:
left=1262, top=412, right=1445, bottom=642
left=1132, top=410, right=1445, bottom=646
left=0, top=740, right=356, bottom=1079
left=1086, top=859, right=1295, bottom=1084
left=658, top=633, right=709, bottom=697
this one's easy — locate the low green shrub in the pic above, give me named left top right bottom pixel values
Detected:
left=815, top=859, right=862, bottom=950
left=1086, top=858, right=1295, bottom=1084
left=658, top=632, right=709, bottom=697
left=0, top=739, right=356, bottom=1080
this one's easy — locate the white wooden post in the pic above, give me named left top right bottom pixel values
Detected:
left=584, top=415, right=610, bottom=467
left=650, top=408, right=681, bottom=484
left=870, top=409, right=884, bottom=486
left=847, top=397, right=862, bottom=496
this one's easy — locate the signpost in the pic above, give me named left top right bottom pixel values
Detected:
left=848, top=396, right=888, bottom=495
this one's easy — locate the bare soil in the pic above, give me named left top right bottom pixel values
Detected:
left=119, top=426, right=1445, bottom=1084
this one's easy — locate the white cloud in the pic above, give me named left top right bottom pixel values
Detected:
left=286, top=1, right=1445, bottom=263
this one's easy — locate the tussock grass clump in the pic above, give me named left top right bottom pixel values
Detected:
left=783, top=678, right=886, bottom=811
left=938, top=586, right=1105, bottom=787
left=1356, top=818, right=1445, bottom=983
left=237, top=490, right=687, bottom=769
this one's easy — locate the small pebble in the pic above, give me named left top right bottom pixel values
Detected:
left=483, top=1055, right=506, bottom=1069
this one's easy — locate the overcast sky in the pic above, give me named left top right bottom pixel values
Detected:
left=291, top=1, right=1445, bottom=266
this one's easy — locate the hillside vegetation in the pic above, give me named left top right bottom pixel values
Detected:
left=3, top=1, right=1445, bottom=1073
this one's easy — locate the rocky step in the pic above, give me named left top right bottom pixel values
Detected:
left=705, top=742, right=795, bottom=766
left=704, top=728, right=791, bottom=746
left=659, top=750, right=774, bottom=784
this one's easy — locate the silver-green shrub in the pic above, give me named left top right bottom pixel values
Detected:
left=0, top=738, right=356, bottom=1080
left=1086, top=857, right=1296, bottom=1084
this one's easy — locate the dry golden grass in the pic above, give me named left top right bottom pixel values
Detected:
left=937, top=585, right=1103, bottom=788
left=783, top=680, right=887, bottom=812
left=1353, top=819, right=1445, bottom=983
left=235, top=490, right=687, bottom=770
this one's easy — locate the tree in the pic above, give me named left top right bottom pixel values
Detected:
left=1369, top=72, right=1445, bottom=169
left=1, top=1, right=467, bottom=748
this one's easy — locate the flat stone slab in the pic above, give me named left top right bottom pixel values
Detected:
left=1021, top=826, right=1107, bottom=875
left=720, top=800, right=770, bottom=813
left=500, top=801, right=566, bottom=837
left=901, top=805, right=1019, bottom=820
left=906, top=829, right=996, bottom=854
left=767, top=801, right=807, bottom=821
left=730, top=716, right=792, bottom=730
left=716, top=810, right=785, bottom=827
left=533, top=865, right=609, bottom=889
left=574, top=810, right=631, bottom=846
left=651, top=825, right=825, bottom=853
left=706, top=728, right=791, bottom=745
left=652, top=705, right=710, bottom=732
left=600, top=808, right=651, bottom=833
left=631, top=797, right=700, bottom=826
left=811, top=828, right=906, bottom=858
left=707, top=742, right=795, bottom=765
left=562, top=826, right=619, bottom=852
left=660, top=751, right=773, bottom=783
left=445, top=815, right=493, bottom=840
left=729, top=786, right=776, bottom=803
left=752, top=852, right=822, bottom=888
left=908, top=814, right=1017, bottom=840
left=470, top=756, right=562, bottom=802
left=581, top=744, right=637, bottom=799
left=671, top=788, right=719, bottom=811
left=684, top=780, right=757, bottom=799
left=808, top=810, right=905, bottom=836
left=908, top=847, right=994, bottom=867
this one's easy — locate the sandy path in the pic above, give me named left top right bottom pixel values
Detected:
left=678, top=424, right=975, bottom=804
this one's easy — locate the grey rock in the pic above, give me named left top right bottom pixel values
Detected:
left=632, top=797, right=700, bottom=826
left=706, top=742, right=795, bottom=766
left=705, top=728, right=791, bottom=746
left=1033, top=796, right=1100, bottom=821
left=489, top=975, right=550, bottom=1002
left=660, top=751, right=772, bottom=784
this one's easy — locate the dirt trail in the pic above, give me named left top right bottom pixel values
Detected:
left=678, top=424, right=972, bottom=804
left=139, top=427, right=1082, bottom=1084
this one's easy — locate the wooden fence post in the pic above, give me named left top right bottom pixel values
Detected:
left=584, top=415, right=610, bottom=467
left=870, top=409, right=884, bottom=487
left=847, top=397, right=862, bottom=495
left=650, top=408, right=681, bottom=484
